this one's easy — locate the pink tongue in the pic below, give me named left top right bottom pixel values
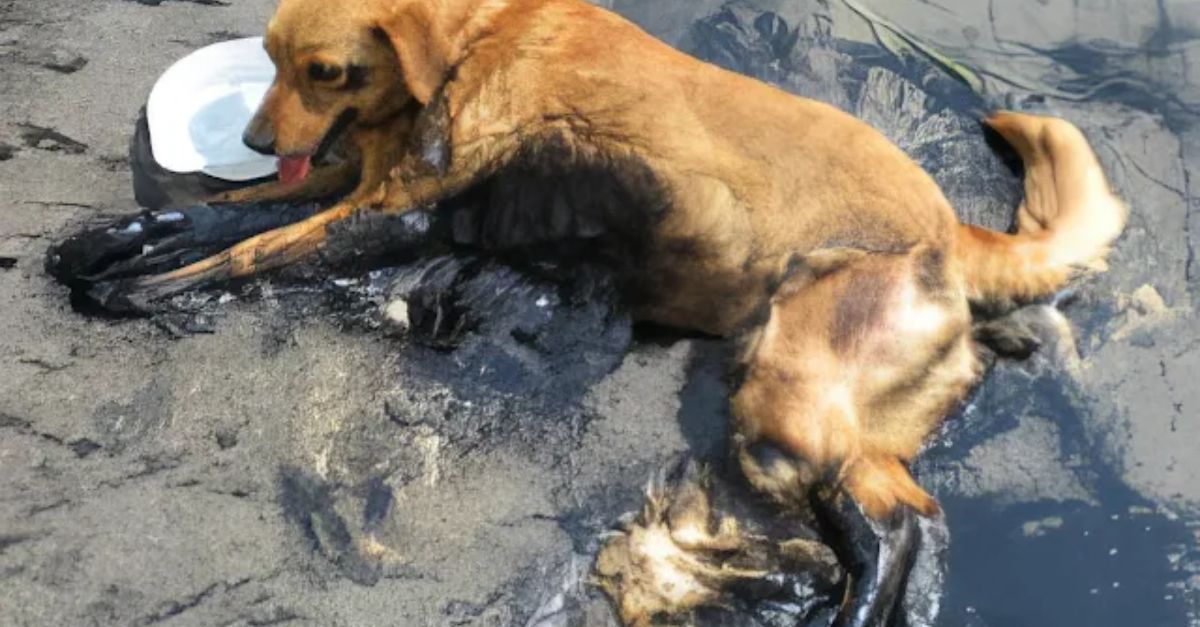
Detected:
left=277, top=156, right=312, bottom=185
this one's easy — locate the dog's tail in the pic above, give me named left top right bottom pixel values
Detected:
left=956, top=111, right=1126, bottom=303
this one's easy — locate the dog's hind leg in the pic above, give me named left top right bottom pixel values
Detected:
left=737, top=441, right=924, bottom=627
left=732, top=248, right=979, bottom=626
left=814, top=463, right=922, bottom=627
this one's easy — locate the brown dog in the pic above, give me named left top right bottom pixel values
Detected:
left=121, top=0, right=1126, bottom=624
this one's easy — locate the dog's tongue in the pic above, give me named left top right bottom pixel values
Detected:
left=277, top=156, right=312, bottom=185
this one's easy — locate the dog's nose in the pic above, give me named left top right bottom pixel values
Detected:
left=242, top=124, right=276, bottom=156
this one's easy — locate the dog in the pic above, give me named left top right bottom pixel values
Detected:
left=111, top=0, right=1127, bottom=624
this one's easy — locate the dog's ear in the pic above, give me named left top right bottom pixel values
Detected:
left=374, top=6, right=451, bottom=106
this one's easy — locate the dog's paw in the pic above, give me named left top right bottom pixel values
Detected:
left=45, top=202, right=322, bottom=313
left=593, top=460, right=838, bottom=626
left=973, top=316, right=1042, bottom=359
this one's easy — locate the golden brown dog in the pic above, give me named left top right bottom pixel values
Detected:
left=121, top=0, right=1126, bottom=623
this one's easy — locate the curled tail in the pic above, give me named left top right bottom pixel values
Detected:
left=957, top=111, right=1127, bottom=303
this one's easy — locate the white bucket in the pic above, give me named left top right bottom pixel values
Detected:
left=146, top=37, right=277, bottom=182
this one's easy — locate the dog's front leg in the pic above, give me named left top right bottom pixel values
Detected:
left=113, top=133, right=517, bottom=304
left=109, top=198, right=369, bottom=303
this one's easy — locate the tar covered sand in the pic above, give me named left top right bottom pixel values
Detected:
left=1, top=1, right=1199, bottom=626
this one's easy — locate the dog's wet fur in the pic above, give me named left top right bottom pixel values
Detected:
left=47, top=0, right=1128, bottom=624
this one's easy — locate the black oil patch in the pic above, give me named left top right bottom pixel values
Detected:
left=378, top=252, right=631, bottom=400
left=18, top=123, right=87, bottom=154
left=439, top=130, right=673, bottom=309
left=915, top=367, right=1200, bottom=627
left=808, top=482, right=921, bottom=627
left=278, top=467, right=381, bottom=586
left=90, top=383, right=171, bottom=455
left=44, top=201, right=323, bottom=312
left=125, top=0, right=230, bottom=6
left=361, top=477, right=394, bottom=534
left=0, top=46, right=88, bottom=74
left=69, top=438, right=102, bottom=458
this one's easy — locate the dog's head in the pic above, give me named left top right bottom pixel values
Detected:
left=243, top=0, right=453, bottom=182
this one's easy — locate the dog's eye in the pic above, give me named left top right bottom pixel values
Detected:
left=307, top=62, right=343, bottom=83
